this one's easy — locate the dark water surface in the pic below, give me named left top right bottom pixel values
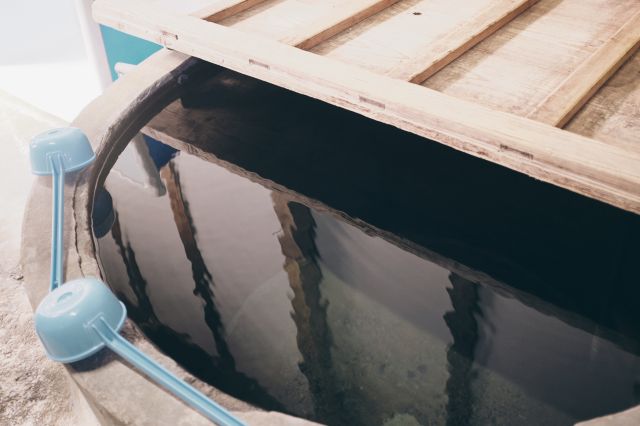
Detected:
left=94, top=71, right=640, bottom=426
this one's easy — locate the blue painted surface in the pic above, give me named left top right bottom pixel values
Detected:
left=100, top=25, right=161, bottom=81
left=143, top=135, right=178, bottom=169
left=99, top=27, right=168, bottom=166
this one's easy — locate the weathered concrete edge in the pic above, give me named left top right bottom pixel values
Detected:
left=20, top=48, right=318, bottom=426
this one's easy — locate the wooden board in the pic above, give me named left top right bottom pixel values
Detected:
left=92, top=0, right=640, bottom=214
left=221, top=0, right=405, bottom=49
left=313, top=0, right=538, bottom=82
left=567, top=50, right=640, bottom=151
left=424, top=0, right=640, bottom=118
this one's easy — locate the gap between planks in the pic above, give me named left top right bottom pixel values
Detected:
left=194, top=0, right=268, bottom=21
left=388, top=0, right=539, bottom=83
left=528, top=10, right=640, bottom=128
left=194, top=0, right=535, bottom=79
left=194, top=0, right=402, bottom=50
left=283, top=0, right=401, bottom=50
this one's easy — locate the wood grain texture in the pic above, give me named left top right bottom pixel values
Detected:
left=312, top=0, right=496, bottom=76
left=141, top=100, right=532, bottom=298
left=425, top=0, right=640, bottom=117
left=220, top=0, right=401, bottom=50
left=93, top=0, right=640, bottom=214
left=389, top=0, right=539, bottom=83
left=194, top=0, right=269, bottom=21
left=567, top=51, right=640, bottom=150
left=528, top=10, right=640, bottom=127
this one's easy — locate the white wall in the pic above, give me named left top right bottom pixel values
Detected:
left=0, top=0, right=104, bottom=121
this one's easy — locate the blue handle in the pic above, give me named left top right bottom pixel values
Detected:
left=91, top=318, right=245, bottom=426
left=49, top=154, right=65, bottom=291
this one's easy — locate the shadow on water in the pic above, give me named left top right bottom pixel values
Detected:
left=93, top=68, right=640, bottom=425
left=171, top=69, right=640, bottom=352
left=107, top=173, right=283, bottom=410
left=158, top=162, right=284, bottom=408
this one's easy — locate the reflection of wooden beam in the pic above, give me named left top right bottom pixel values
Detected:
left=271, top=193, right=324, bottom=355
left=144, top=122, right=513, bottom=288
left=144, top=123, right=640, bottom=355
left=443, top=273, right=481, bottom=426
left=161, top=162, right=234, bottom=361
left=271, top=192, right=346, bottom=424
left=161, top=162, right=235, bottom=363
left=284, top=0, right=402, bottom=50
left=110, top=211, right=160, bottom=327
left=161, top=162, right=204, bottom=265
left=161, top=162, right=283, bottom=407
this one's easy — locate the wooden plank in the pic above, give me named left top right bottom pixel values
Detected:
left=567, top=51, right=640, bottom=151
left=388, top=0, right=538, bottom=83
left=528, top=10, right=640, bottom=127
left=193, top=0, right=269, bottom=21
left=424, top=0, right=640, bottom=120
left=92, top=0, right=640, bottom=214
left=142, top=111, right=524, bottom=295
left=283, top=0, right=401, bottom=50
left=312, top=0, right=496, bottom=76
left=219, top=0, right=401, bottom=50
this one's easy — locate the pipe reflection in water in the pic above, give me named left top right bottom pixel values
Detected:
left=94, top=142, right=640, bottom=426
left=271, top=193, right=349, bottom=424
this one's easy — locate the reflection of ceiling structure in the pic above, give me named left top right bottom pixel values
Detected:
left=143, top=91, right=640, bottom=355
left=98, top=144, right=640, bottom=424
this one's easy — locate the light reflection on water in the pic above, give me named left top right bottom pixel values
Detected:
left=95, top=139, right=640, bottom=426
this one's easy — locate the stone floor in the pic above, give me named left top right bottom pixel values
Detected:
left=0, top=91, right=95, bottom=426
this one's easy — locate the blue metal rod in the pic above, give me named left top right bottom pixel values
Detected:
left=49, top=154, right=65, bottom=291
left=91, top=318, right=245, bottom=426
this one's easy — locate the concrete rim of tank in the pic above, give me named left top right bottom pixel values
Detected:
left=20, top=48, right=317, bottom=426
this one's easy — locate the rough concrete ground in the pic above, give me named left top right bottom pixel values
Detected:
left=0, top=91, right=90, bottom=426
